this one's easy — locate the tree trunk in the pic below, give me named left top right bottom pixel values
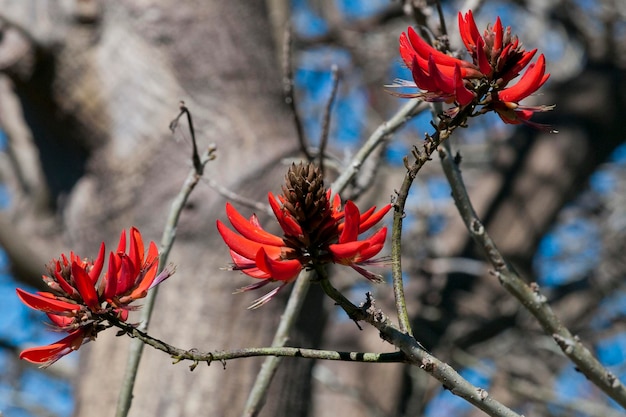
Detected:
left=0, top=1, right=325, bottom=416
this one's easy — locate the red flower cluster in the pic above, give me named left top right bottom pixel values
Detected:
left=393, top=10, right=553, bottom=127
left=217, top=163, right=391, bottom=308
left=16, top=228, right=172, bottom=367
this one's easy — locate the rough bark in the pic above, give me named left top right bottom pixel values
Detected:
left=0, top=1, right=324, bottom=416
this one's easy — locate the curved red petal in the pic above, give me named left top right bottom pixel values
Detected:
left=71, top=262, right=100, bottom=311
left=475, top=37, right=492, bottom=77
left=353, top=228, right=388, bottom=262
left=339, top=201, right=360, bottom=243
left=268, top=192, right=303, bottom=237
left=255, top=248, right=302, bottom=282
left=498, top=54, right=546, bottom=103
left=399, top=32, right=415, bottom=67
left=359, top=204, right=392, bottom=233
left=458, top=11, right=481, bottom=51
left=19, top=329, right=85, bottom=367
left=103, top=252, right=118, bottom=300
left=88, top=242, right=106, bottom=284
left=115, top=255, right=136, bottom=295
left=46, top=313, right=73, bottom=328
left=116, top=228, right=127, bottom=253
left=407, top=27, right=467, bottom=69
left=52, top=271, right=76, bottom=297
left=128, top=227, right=145, bottom=269
left=16, top=288, right=79, bottom=314
left=454, top=65, right=476, bottom=106
left=428, top=55, right=456, bottom=94
left=493, top=17, right=503, bottom=52
left=226, top=202, right=285, bottom=246
left=217, top=220, right=282, bottom=260
left=329, top=241, right=369, bottom=264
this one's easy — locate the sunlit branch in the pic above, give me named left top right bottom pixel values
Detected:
left=438, top=139, right=626, bottom=408
left=314, top=267, right=523, bottom=417
left=107, top=313, right=405, bottom=367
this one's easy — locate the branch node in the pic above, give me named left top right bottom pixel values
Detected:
left=420, top=356, right=434, bottom=372
left=476, top=388, right=489, bottom=401
left=470, top=219, right=484, bottom=235
left=553, top=334, right=575, bottom=355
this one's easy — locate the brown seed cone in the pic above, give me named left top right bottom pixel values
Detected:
left=280, top=162, right=340, bottom=259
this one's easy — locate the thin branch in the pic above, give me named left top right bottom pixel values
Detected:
left=282, top=24, right=312, bottom=160
left=390, top=101, right=473, bottom=336
left=315, top=271, right=523, bottom=417
left=203, top=177, right=272, bottom=215
left=115, top=108, right=216, bottom=417
left=107, top=313, right=404, bottom=366
left=169, top=102, right=203, bottom=175
left=438, top=140, right=626, bottom=409
left=317, top=65, right=340, bottom=177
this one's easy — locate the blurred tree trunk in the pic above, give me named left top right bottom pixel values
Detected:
left=0, top=1, right=325, bottom=416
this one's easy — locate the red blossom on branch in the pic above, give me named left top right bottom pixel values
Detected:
left=391, top=10, right=554, bottom=127
left=217, top=162, right=391, bottom=308
left=15, top=227, right=173, bottom=367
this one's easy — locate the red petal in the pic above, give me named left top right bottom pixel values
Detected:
left=498, top=55, right=546, bottom=103
left=339, top=201, right=360, bottom=243
left=411, top=56, right=439, bottom=92
left=453, top=65, right=476, bottom=106
left=128, top=227, right=145, bottom=269
left=115, top=255, right=136, bottom=295
left=16, top=288, right=79, bottom=314
left=407, top=27, right=467, bottom=69
left=500, top=49, right=537, bottom=84
left=458, top=11, right=480, bottom=51
left=359, top=204, right=392, bottom=233
left=88, top=242, right=106, bottom=284
left=19, top=329, right=85, bottom=367
left=255, top=248, right=302, bottom=282
left=52, top=271, right=76, bottom=297
left=493, top=17, right=503, bottom=52
left=352, top=228, right=387, bottom=262
left=428, top=55, right=457, bottom=94
left=217, top=220, right=282, bottom=260
left=329, top=241, right=369, bottom=264
left=116, top=229, right=126, bottom=253
left=226, top=202, right=285, bottom=246
left=103, top=252, right=119, bottom=300
left=268, top=192, right=303, bottom=237
left=46, top=313, right=73, bottom=328
left=72, top=262, right=100, bottom=311
left=475, top=37, right=492, bottom=77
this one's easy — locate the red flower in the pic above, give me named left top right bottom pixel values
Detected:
left=217, top=163, right=391, bottom=308
left=391, top=10, right=553, bottom=127
left=16, top=227, right=173, bottom=367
